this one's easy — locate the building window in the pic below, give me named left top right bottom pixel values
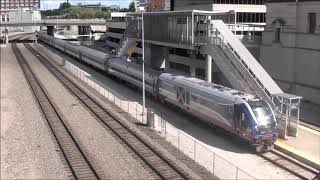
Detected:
left=275, top=28, right=280, bottom=42
left=236, top=12, right=266, bottom=23
left=308, top=13, right=316, bottom=34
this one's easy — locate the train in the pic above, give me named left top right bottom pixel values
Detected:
left=38, top=33, right=278, bottom=152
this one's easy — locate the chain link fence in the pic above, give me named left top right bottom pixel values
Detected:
left=63, top=60, right=256, bottom=180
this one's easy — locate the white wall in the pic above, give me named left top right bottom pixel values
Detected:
left=8, top=8, right=41, bottom=32
left=175, top=4, right=266, bottom=13
left=260, top=1, right=320, bottom=104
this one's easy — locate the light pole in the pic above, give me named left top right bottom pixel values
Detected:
left=142, top=9, right=146, bottom=121
left=140, top=1, right=146, bottom=122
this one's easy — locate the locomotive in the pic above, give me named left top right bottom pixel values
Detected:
left=38, top=33, right=278, bottom=152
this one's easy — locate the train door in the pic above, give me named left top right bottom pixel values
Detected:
left=234, top=104, right=251, bottom=139
left=152, top=78, right=159, bottom=98
left=176, top=86, right=190, bottom=106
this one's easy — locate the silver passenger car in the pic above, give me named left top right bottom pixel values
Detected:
left=158, top=73, right=258, bottom=131
left=108, top=58, right=161, bottom=96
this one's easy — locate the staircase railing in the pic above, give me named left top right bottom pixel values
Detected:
left=204, top=20, right=283, bottom=112
left=117, top=19, right=139, bottom=57
left=202, top=20, right=302, bottom=139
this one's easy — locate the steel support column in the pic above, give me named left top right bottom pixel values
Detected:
left=206, top=54, right=212, bottom=83
left=5, top=28, right=8, bottom=44
left=47, top=26, right=54, bottom=36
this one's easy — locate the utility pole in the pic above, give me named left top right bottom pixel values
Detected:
left=141, top=0, right=146, bottom=123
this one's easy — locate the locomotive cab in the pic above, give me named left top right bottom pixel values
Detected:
left=234, top=100, right=277, bottom=152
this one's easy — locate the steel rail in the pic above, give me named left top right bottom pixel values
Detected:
left=25, top=42, right=190, bottom=180
left=259, top=149, right=319, bottom=180
left=12, top=43, right=101, bottom=180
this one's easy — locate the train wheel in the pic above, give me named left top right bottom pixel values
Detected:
left=256, top=144, right=265, bottom=153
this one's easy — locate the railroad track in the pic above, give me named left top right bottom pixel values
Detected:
left=259, top=149, right=319, bottom=180
left=18, top=34, right=35, bottom=41
left=9, top=33, right=34, bottom=43
left=11, top=43, right=101, bottom=179
left=24, top=43, right=190, bottom=179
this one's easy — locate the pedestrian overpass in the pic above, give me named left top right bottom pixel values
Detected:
left=118, top=10, right=302, bottom=139
left=0, top=19, right=106, bottom=27
left=0, top=19, right=106, bottom=43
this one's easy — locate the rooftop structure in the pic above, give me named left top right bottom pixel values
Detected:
left=0, top=0, right=40, bottom=10
left=134, top=0, right=145, bottom=12
left=104, top=12, right=142, bottom=57
left=1, top=0, right=40, bottom=32
left=77, top=3, right=103, bottom=11
left=173, top=0, right=266, bottom=24
left=147, top=0, right=171, bottom=12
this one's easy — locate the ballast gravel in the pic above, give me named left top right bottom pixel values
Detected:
left=1, top=44, right=70, bottom=179
left=18, top=43, right=154, bottom=179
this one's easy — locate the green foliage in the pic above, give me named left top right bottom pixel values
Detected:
left=129, top=1, right=135, bottom=12
left=41, top=4, right=112, bottom=19
left=95, top=11, right=111, bottom=19
left=41, top=9, right=61, bottom=17
left=62, top=6, right=111, bottom=19
left=59, top=2, right=71, bottom=11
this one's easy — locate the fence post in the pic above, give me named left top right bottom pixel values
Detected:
left=136, top=103, right=137, bottom=121
left=127, top=101, right=129, bottom=113
left=178, top=130, right=180, bottom=150
left=194, top=140, right=197, bottom=161
left=212, top=152, right=215, bottom=175
left=164, top=121, right=167, bottom=139
left=82, top=71, right=84, bottom=81
left=236, top=167, right=239, bottom=180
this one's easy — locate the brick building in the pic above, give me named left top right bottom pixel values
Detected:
left=147, top=0, right=171, bottom=12
left=0, top=0, right=40, bottom=10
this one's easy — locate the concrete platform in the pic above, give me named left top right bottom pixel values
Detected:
left=275, top=125, right=320, bottom=170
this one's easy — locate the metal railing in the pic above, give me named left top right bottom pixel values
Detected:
left=199, top=20, right=301, bottom=138
left=200, top=22, right=281, bottom=113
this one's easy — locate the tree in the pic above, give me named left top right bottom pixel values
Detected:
left=95, top=11, right=111, bottom=19
left=59, top=2, right=71, bottom=11
left=129, top=1, right=135, bottom=12
left=41, top=9, right=61, bottom=17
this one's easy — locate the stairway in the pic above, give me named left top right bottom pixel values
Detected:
left=118, top=37, right=138, bottom=60
left=204, top=20, right=284, bottom=111
left=118, top=19, right=139, bottom=60
left=200, top=43, right=255, bottom=95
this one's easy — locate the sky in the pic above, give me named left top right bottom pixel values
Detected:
left=40, top=0, right=132, bottom=10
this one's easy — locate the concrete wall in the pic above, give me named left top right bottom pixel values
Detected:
left=166, top=53, right=222, bottom=81
left=260, top=1, right=320, bottom=104
left=175, top=4, right=266, bottom=13
left=8, top=8, right=41, bottom=32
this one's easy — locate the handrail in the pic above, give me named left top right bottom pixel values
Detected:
left=211, top=20, right=282, bottom=92
left=204, top=21, right=285, bottom=113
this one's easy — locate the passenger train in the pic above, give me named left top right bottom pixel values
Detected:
left=38, top=33, right=278, bottom=152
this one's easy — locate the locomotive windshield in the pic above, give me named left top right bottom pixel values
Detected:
left=249, top=100, right=276, bottom=131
